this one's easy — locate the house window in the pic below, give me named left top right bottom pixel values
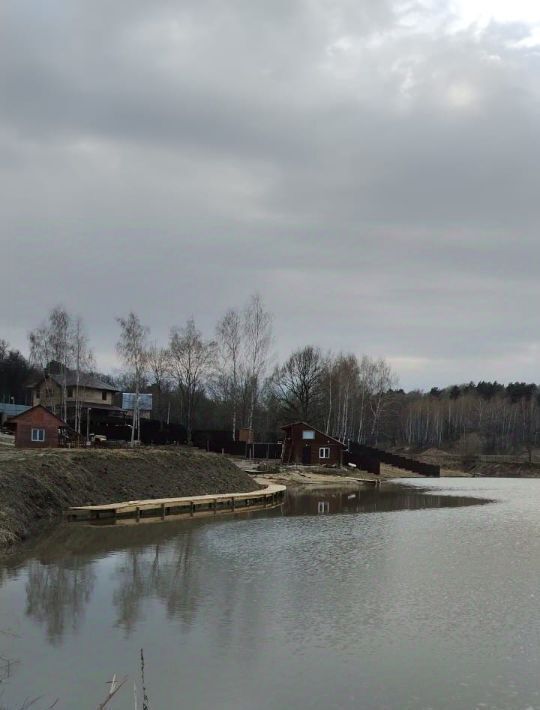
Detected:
left=67, top=387, right=73, bottom=398
left=319, top=447, right=330, bottom=459
left=102, top=391, right=107, bottom=401
left=31, top=428, right=45, bottom=442
left=302, top=430, right=315, bottom=440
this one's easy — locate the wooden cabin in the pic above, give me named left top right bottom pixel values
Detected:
left=281, top=421, right=346, bottom=466
left=8, top=405, right=68, bottom=448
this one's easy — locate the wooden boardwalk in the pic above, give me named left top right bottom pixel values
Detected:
left=66, top=483, right=286, bottom=523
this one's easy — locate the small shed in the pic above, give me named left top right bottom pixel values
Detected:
left=7, top=405, right=68, bottom=448
left=281, top=421, right=346, bottom=466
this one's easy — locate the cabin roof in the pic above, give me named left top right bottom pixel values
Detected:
left=7, top=404, right=68, bottom=426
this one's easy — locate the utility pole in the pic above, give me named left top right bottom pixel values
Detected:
left=86, top=407, right=92, bottom=445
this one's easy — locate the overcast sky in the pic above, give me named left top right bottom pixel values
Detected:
left=1, top=0, right=540, bottom=390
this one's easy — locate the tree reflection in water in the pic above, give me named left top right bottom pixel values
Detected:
left=3, top=485, right=489, bottom=645
left=11, top=520, right=210, bottom=641
left=24, top=560, right=96, bottom=645
left=112, top=531, right=201, bottom=633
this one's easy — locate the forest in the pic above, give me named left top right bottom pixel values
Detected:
left=2, top=298, right=540, bottom=457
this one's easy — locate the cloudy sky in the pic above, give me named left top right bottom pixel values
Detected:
left=1, top=0, right=540, bottom=390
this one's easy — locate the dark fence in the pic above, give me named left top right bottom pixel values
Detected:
left=192, top=430, right=239, bottom=448
left=343, top=450, right=381, bottom=475
left=348, top=442, right=440, bottom=477
left=90, top=418, right=187, bottom=445
left=194, top=435, right=282, bottom=459
left=245, top=442, right=282, bottom=459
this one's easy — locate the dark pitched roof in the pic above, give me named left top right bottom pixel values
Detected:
left=280, top=421, right=346, bottom=447
left=32, top=371, right=119, bottom=392
left=7, top=404, right=67, bottom=426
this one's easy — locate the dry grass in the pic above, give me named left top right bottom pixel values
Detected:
left=0, top=447, right=261, bottom=549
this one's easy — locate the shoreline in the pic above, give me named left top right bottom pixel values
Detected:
left=0, top=447, right=262, bottom=551
left=250, top=464, right=470, bottom=489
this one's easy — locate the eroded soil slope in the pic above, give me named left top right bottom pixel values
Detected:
left=0, top=447, right=260, bottom=548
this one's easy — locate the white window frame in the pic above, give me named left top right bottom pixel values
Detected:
left=302, top=430, right=315, bottom=440
left=319, top=447, right=330, bottom=459
left=31, top=428, right=45, bottom=442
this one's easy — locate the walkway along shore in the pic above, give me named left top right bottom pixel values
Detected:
left=0, top=448, right=264, bottom=548
left=66, top=482, right=287, bottom=523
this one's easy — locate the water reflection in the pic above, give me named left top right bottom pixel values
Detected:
left=5, top=521, right=204, bottom=639
left=283, top=484, right=489, bottom=517
left=11, top=480, right=539, bottom=709
left=25, top=559, right=96, bottom=645
left=112, top=532, right=202, bottom=632
left=1, top=485, right=489, bottom=646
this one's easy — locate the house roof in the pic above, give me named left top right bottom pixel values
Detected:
left=7, top=404, right=68, bottom=426
left=0, top=403, right=30, bottom=417
left=280, top=421, right=346, bottom=447
left=31, top=371, right=119, bottom=392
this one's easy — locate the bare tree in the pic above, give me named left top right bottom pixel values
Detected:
left=147, top=342, right=171, bottom=428
left=215, top=308, right=243, bottom=440
left=28, top=307, right=94, bottom=423
left=29, top=307, right=72, bottom=417
left=73, top=318, right=95, bottom=434
left=116, top=313, right=150, bottom=445
left=243, top=294, right=272, bottom=433
left=169, top=318, right=216, bottom=444
left=271, top=345, right=323, bottom=422
left=368, top=358, right=398, bottom=444
left=357, top=355, right=376, bottom=444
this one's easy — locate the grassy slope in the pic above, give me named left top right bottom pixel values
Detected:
left=0, top=447, right=260, bottom=548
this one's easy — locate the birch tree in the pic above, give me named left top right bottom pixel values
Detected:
left=29, top=307, right=68, bottom=416
left=116, top=312, right=150, bottom=445
left=215, top=308, right=243, bottom=440
left=368, top=358, right=398, bottom=444
left=28, top=306, right=92, bottom=421
left=243, top=294, right=272, bottom=433
left=73, top=317, right=95, bottom=434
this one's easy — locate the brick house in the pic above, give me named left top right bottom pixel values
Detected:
left=281, top=421, right=346, bottom=466
left=8, top=404, right=69, bottom=448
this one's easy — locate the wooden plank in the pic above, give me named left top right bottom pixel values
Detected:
left=68, top=483, right=285, bottom=513
left=66, top=483, right=285, bottom=524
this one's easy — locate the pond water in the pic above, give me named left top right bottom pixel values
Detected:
left=1, top=478, right=540, bottom=709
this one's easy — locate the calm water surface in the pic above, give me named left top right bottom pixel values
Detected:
left=1, top=479, right=540, bottom=709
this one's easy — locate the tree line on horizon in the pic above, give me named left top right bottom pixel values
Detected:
left=2, top=301, right=540, bottom=456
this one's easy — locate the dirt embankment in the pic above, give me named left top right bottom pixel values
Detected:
left=468, top=461, right=540, bottom=477
left=0, top=448, right=260, bottom=549
left=413, top=447, right=540, bottom=477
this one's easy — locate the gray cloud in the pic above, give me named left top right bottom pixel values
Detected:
left=2, top=0, right=540, bottom=389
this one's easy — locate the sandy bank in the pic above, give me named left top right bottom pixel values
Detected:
left=239, top=459, right=470, bottom=487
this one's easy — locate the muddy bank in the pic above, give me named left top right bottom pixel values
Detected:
left=0, top=448, right=261, bottom=549
left=414, top=447, right=540, bottom=477
left=468, top=461, right=540, bottom=477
